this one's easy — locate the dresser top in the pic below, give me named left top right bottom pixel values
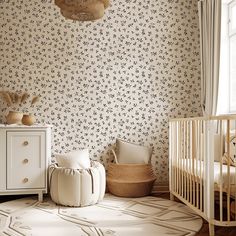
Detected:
left=0, top=124, right=52, bottom=128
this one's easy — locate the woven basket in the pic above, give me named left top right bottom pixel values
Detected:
left=107, top=163, right=156, bottom=197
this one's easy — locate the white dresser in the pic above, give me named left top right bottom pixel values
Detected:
left=0, top=124, right=51, bottom=201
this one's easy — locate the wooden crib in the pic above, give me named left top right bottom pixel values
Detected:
left=169, top=115, right=236, bottom=236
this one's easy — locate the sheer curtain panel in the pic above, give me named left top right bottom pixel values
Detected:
left=198, top=0, right=221, bottom=116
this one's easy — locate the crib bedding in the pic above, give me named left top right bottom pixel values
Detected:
left=175, top=159, right=236, bottom=187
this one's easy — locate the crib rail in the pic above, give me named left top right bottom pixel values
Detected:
left=169, top=116, right=236, bottom=231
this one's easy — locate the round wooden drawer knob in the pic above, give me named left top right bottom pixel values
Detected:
left=23, top=141, right=29, bottom=146
left=23, top=178, right=29, bottom=183
left=23, top=159, right=29, bottom=164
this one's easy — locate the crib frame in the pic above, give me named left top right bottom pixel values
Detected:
left=169, top=115, right=236, bottom=236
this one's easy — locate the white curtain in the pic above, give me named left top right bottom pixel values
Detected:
left=198, top=0, right=222, bottom=116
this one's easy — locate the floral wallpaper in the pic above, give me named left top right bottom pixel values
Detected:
left=0, top=0, right=201, bottom=183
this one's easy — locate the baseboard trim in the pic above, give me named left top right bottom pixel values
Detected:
left=152, top=182, right=169, bottom=193
left=106, top=182, right=169, bottom=194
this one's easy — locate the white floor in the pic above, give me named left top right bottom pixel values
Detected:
left=0, top=194, right=202, bottom=236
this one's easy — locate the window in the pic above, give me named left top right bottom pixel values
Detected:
left=218, top=0, right=236, bottom=114
left=229, top=0, right=236, bottom=112
left=229, top=2, right=236, bottom=33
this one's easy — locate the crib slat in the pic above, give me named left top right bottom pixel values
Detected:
left=188, top=121, right=191, bottom=203
left=227, top=119, right=230, bottom=222
left=234, top=123, right=236, bottom=220
left=175, top=121, right=178, bottom=194
left=195, top=121, right=200, bottom=209
left=176, top=122, right=178, bottom=194
left=177, top=121, right=180, bottom=195
left=179, top=121, right=181, bottom=196
left=181, top=121, right=184, bottom=198
left=196, top=120, right=200, bottom=210
left=200, top=120, right=204, bottom=212
left=198, top=120, right=200, bottom=210
left=190, top=120, right=193, bottom=205
left=219, top=120, right=223, bottom=222
left=201, top=120, right=203, bottom=211
left=186, top=121, right=191, bottom=202
left=184, top=121, right=186, bottom=200
left=177, top=122, right=181, bottom=194
left=186, top=121, right=188, bottom=201
left=172, top=122, right=175, bottom=193
left=183, top=121, right=186, bottom=200
left=169, top=122, right=172, bottom=195
left=198, top=120, right=202, bottom=210
left=187, top=121, right=190, bottom=203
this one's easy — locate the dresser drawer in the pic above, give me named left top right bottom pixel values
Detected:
left=6, top=131, right=46, bottom=189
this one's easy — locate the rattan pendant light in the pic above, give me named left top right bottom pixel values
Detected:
left=55, top=0, right=109, bottom=21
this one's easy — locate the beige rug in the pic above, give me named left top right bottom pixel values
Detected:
left=0, top=194, right=202, bottom=236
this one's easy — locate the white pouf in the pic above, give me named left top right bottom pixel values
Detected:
left=49, top=161, right=106, bottom=207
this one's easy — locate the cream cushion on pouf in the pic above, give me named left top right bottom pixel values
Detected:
left=49, top=161, right=106, bottom=207
left=55, top=149, right=91, bottom=169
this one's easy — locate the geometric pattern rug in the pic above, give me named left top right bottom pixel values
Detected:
left=0, top=194, right=202, bottom=236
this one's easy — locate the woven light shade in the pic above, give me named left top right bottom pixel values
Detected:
left=55, top=0, right=109, bottom=21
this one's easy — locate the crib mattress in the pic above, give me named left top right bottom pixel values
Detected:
left=175, top=159, right=236, bottom=187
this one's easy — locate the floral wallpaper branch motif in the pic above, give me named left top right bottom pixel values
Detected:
left=0, top=0, right=201, bottom=183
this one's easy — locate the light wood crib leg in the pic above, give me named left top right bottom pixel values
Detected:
left=209, top=223, right=214, bottom=236
left=170, top=192, right=175, bottom=201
